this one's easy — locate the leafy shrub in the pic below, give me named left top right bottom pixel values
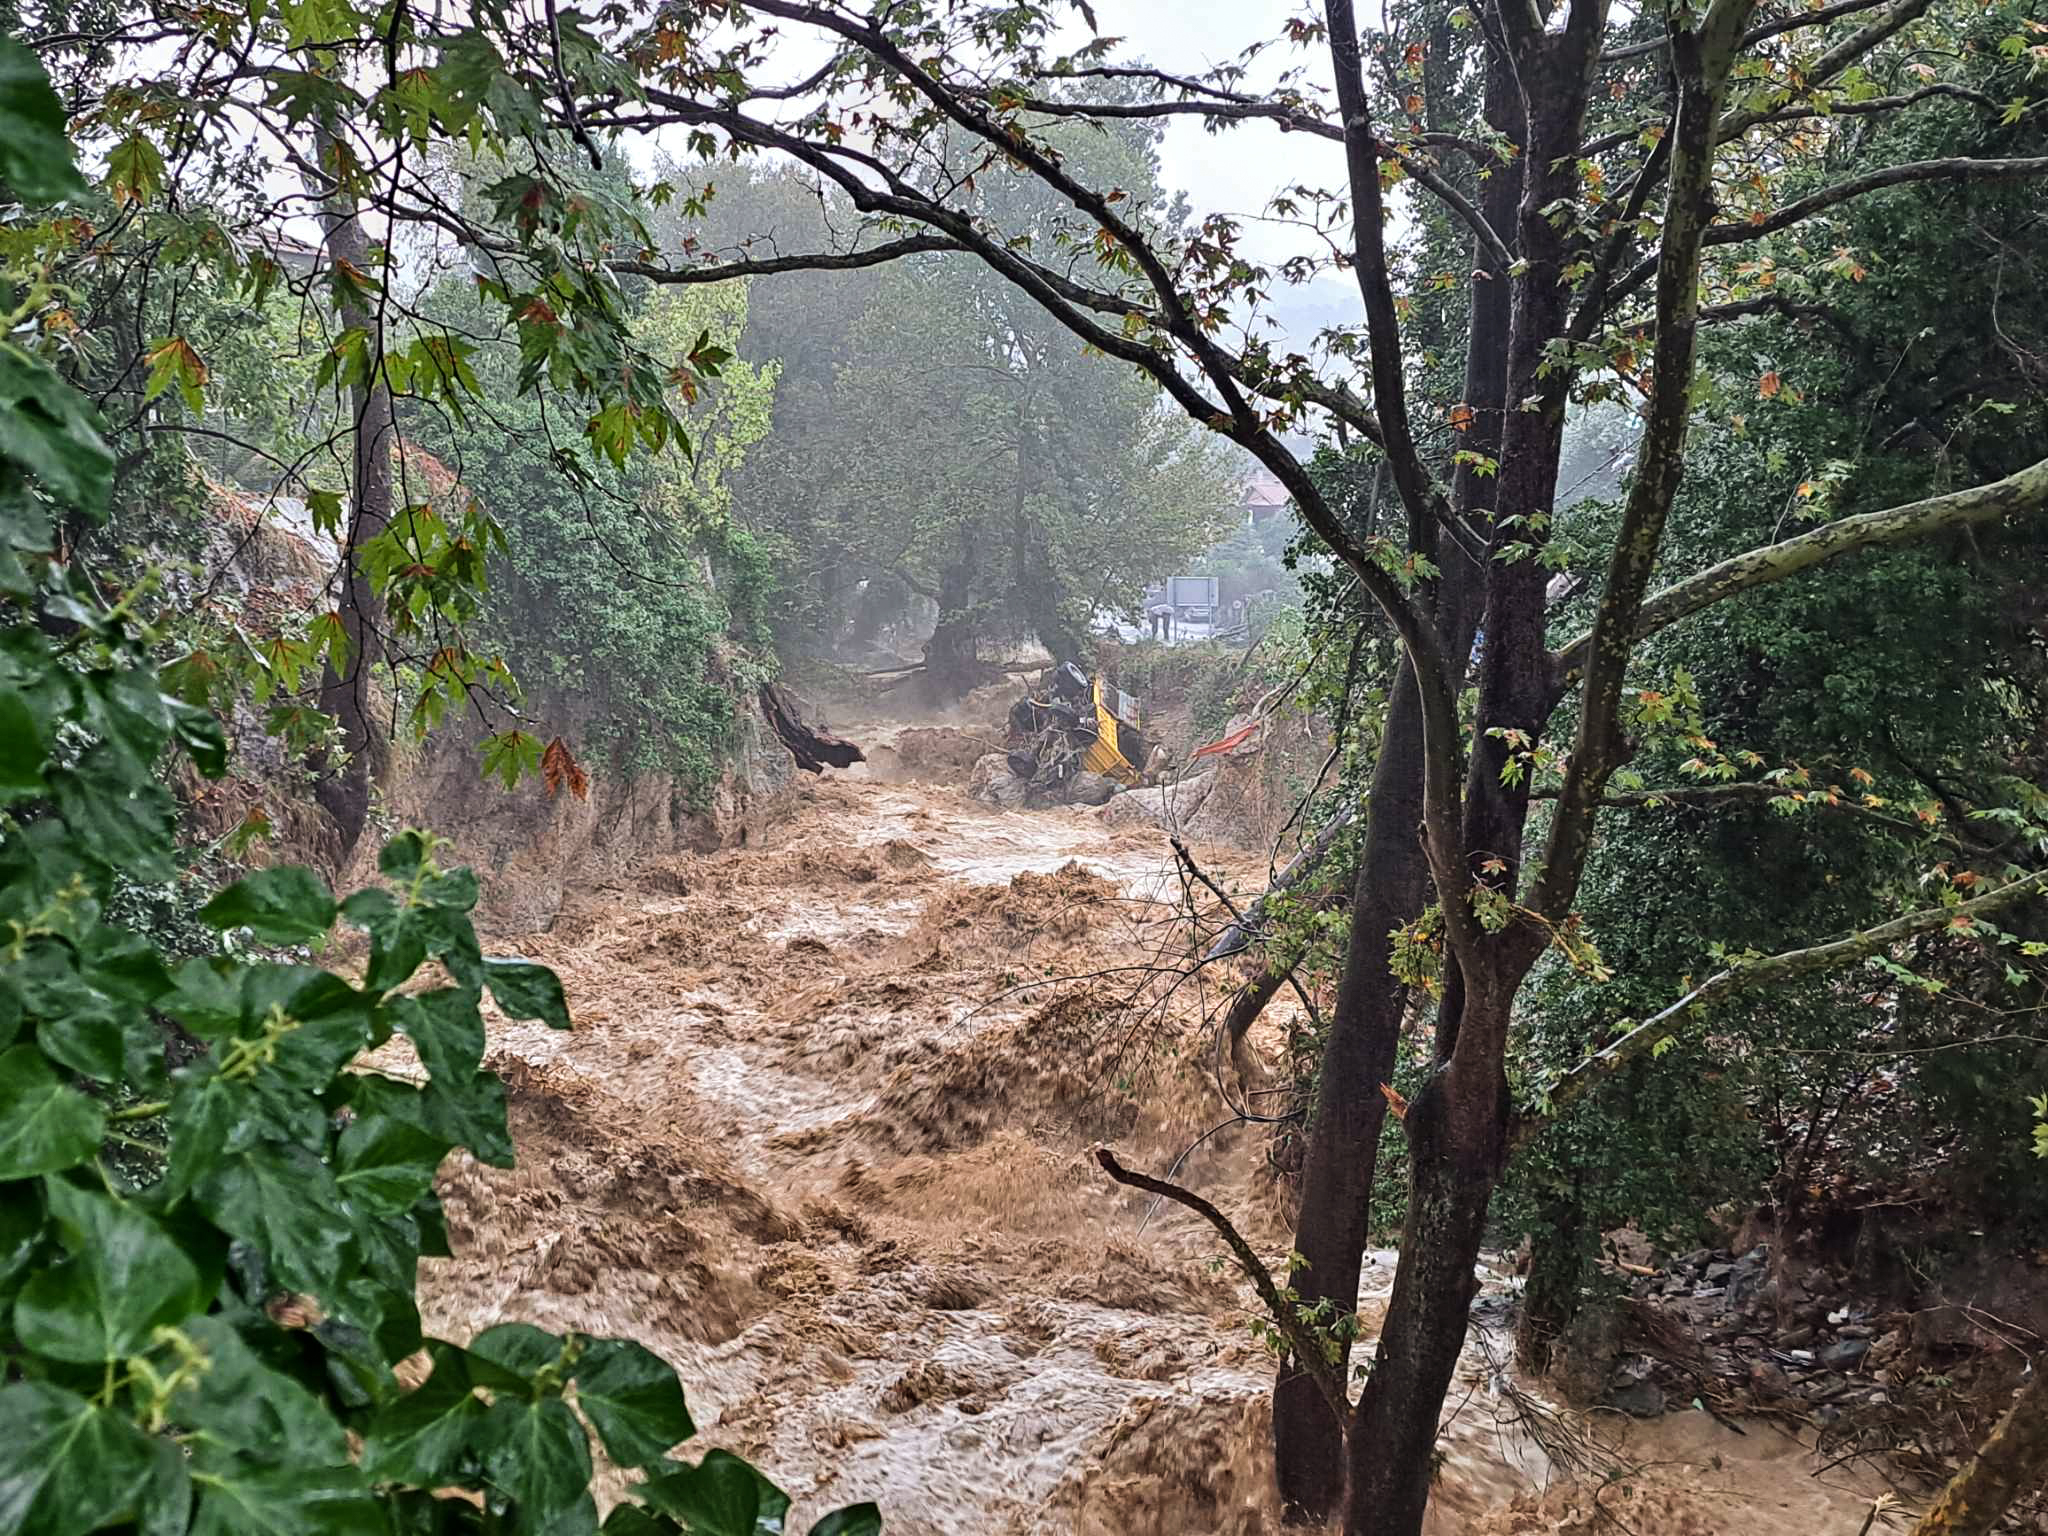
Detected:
left=0, top=39, right=876, bottom=1535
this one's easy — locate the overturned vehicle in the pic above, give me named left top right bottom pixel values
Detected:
left=972, top=663, right=1159, bottom=808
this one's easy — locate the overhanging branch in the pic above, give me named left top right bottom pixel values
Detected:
left=610, top=235, right=964, bottom=283
left=1516, top=870, right=2048, bottom=1146
left=1094, top=1147, right=1348, bottom=1420
left=1554, top=456, right=2048, bottom=680
left=1612, top=156, right=2048, bottom=302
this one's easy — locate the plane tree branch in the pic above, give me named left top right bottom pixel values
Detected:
left=609, top=234, right=965, bottom=283
left=1580, top=80, right=2001, bottom=158
left=1516, top=870, right=2048, bottom=1147
left=1554, top=457, right=2048, bottom=682
left=956, top=85, right=1513, bottom=273
left=1610, top=156, right=2048, bottom=306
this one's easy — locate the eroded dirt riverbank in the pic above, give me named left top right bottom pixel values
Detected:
left=405, top=766, right=1897, bottom=1534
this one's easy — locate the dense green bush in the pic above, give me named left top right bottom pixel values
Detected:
left=0, top=42, right=876, bottom=1534
left=404, top=277, right=782, bottom=796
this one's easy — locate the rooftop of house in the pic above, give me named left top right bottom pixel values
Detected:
left=1244, top=468, right=1290, bottom=509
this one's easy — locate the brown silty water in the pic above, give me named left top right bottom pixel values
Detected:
left=378, top=750, right=1902, bottom=1534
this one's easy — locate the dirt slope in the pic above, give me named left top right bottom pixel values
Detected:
left=402, top=771, right=1894, bottom=1535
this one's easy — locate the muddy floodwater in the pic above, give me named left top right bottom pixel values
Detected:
left=385, top=750, right=1899, bottom=1534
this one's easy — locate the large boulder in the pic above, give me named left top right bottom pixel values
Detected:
left=968, top=752, right=1031, bottom=808
left=1097, top=771, right=1218, bottom=831
left=1065, top=771, right=1119, bottom=807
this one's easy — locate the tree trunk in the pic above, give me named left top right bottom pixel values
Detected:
left=848, top=573, right=902, bottom=650
left=1271, top=659, right=1437, bottom=1522
left=310, top=121, right=393, bottom=861
left=1270, top=44, right=1515, bottom=1518
left=1222, top=966, right=1288, bottom=1053
left=1515, top=1189, right=1589, bottom=1377
left=1010, top=394, right=1090, bottom=668
left=1907, top=1366, right=2048, bottom=1536
left=1342, top=986, right=1512, bottom=1536
left=919, top=558, right=980, bottom=703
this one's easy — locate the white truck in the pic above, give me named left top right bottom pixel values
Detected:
left=1168, top=575, right=1220, bottom=623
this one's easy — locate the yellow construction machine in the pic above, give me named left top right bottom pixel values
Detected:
left=1005, top=662, right=1149, bottom=795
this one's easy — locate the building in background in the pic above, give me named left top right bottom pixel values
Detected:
left=1242, top=467, right=1290, bottom=525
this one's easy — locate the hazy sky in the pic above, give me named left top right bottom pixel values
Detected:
left=1059, top=2, right=1362, bottom=343
left=694, top=1, right=1363, bottom=349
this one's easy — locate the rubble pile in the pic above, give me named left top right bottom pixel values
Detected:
left=1602, top=1243, right=1907, bottom=1424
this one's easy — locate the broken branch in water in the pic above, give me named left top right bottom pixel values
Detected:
left=1093, top=1145, right=1349, bottom=1422
left=758, top=682, right=865, bottom=773
left=1173, top=836, right=1325, bottom=1042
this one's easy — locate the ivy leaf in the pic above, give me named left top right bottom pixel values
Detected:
left=195, top=1141, right=357, bottom=1301
left=0, top=347, right=114, bottom=518
left=0, top=1046, right=106, bottom=1178
left=0, top=1188, right=43, bottom=1297
left=235, top=968, right=376, bottom=1093
left=201, top=867, right=339, bottom=945
left=50, top=749, right=177, bottom=878
left=604, top=1509, right=683, bottom=1536
left=478, top=1396, right=596, bottom=1530
left=0, top=688, right=46, bottom=795
left=0, top=1381, right=157, bottom=1535
left=348, top=1069, right=514, bottom=1171
left=170, top=1315, right=351, bottom=1471
left=17, top=949, right=130, bottom=1082
left=187, top=1462, right=384, bottom=1536
left=14, top=1177, right=205, bottom=1362
left=169, top=696, right=229, bottom=776
left=0, top=37, right=90, bottom=201
left=573, top=1338, right=694, bottom=1467
left=466, top=1320, right=568, bottom=1392
left=483, top=958, right=571, bottom=1031
left=389, top=988, right=484, bottom=1084
left=359, top=1342, right=488, bottom=1485
left=333, top=1114, right=447, bottom=1218
left=806, top=1507, right=883, bottom=1536
left=141, top=1436, right=193, bottom=1536
left=636, top=1451, right=792, bottom=1536
left=161, top=957, right=242, bottom=1039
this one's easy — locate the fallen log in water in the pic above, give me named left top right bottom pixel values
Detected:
left=759, top=682, right=865, bottom=774
left=1204, top=808, right=1357, bottom=1045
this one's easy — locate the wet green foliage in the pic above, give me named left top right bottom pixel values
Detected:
left=0, top=43, right=879, bottom=1535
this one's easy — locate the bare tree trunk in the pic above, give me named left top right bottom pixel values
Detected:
left=1271, top=660, right=1440, bottom=1522
left=1516, top=1188, right=1590, bottom=1377
left=1907, top=1366, right=2048, bottom=1536
left=1270, top=36, right=1515, bottom=1519
left=1009, top=388, right=1088, bottom=669
left=1342, top=990, right=1512, bottom=1535
left=311, top=120, right=393, bottom=860
left=919, top=557, right=980, bottom=704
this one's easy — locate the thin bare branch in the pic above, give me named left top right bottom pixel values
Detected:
left=1613, top=156, right=2048, bottom=303
left=1599, top=0, right=1897, bottom=63
left=1094, top=1146, right=1348, bottom=1421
